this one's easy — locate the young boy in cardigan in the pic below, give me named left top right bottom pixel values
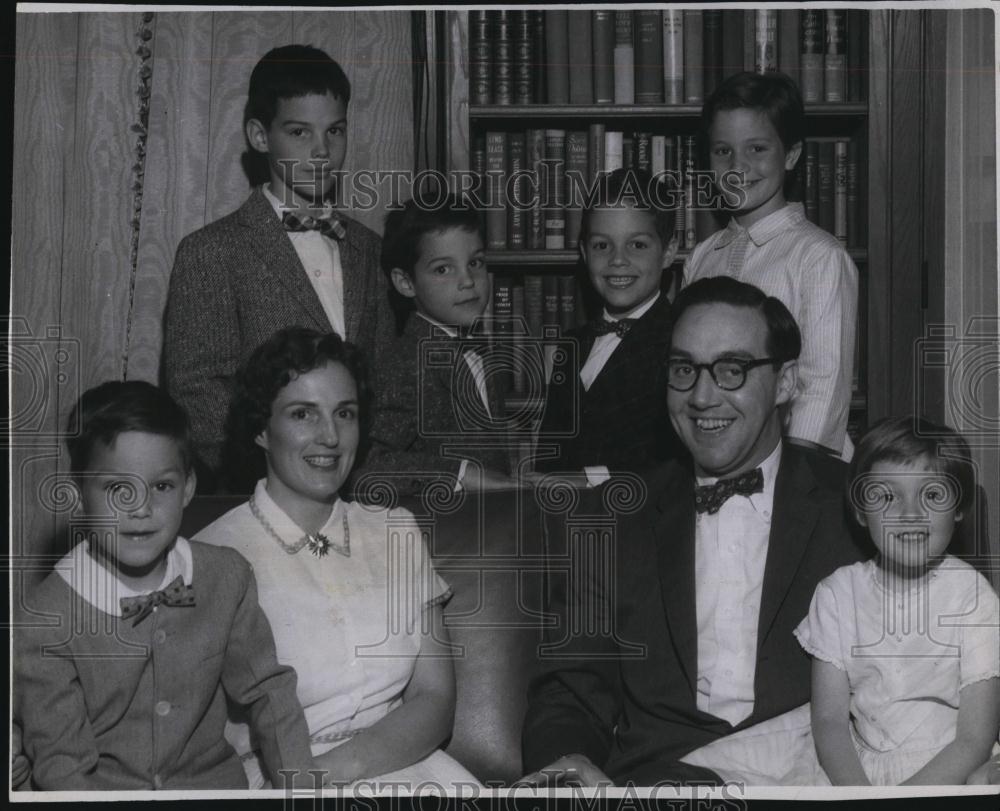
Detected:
left=533, top=167, right=684, bottom=487
left=684, top=71, right=858, bottom=460
left=14, top=381, right=314, bottom=790
left=163, top=44, right=393, bottom=490
left=355, top=192, right=519, bottom=495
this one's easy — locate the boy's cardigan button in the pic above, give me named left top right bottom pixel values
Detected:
left=154, top=629, right=167, bottom=644
left=153, top=774, right=163, bottom=789
left=155, top=700, right=171, bottom=717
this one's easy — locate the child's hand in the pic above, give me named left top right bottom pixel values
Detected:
left=966, top=754, right=1000, bottom=785
left=460, top=466, right=527, bottom=492
left=11, top=724, right=31, bottom=789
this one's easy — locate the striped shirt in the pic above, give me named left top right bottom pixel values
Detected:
left=683, top=203, right=858, bottom=458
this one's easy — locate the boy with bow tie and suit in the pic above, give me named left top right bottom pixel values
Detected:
left=14, top=381, right=314, bottom=789
left=163, top=45, right=392, bottom=491
left=353, top=193, right=519, bottom=496
left=533, top=168, right=684, bottom=487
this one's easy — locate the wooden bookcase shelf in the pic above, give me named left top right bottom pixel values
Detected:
left=434, top=9, right=914, bottom=439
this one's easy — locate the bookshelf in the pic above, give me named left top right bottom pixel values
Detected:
left=435, top=8, right=912, bottom=442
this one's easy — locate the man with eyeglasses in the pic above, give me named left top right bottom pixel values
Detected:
left=522, top=277, right=864, bottom=787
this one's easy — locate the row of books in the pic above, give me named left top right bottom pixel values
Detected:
left=474, top=129, right=865, bottom=253
left=470, top=9, right=867, bottom=107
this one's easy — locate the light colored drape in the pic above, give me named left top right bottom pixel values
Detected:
left=11, top=9, right=413, bottom=567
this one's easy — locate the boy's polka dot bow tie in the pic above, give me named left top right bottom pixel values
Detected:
left=119, top=576, right=195, bottom=626
left=589, top=318, right=636, bottom=338
left=694, top=468, right=764, bottom=515
left=282, top=210, right=346, bottom=241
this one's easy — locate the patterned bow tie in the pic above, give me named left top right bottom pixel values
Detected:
left=694, top=468, right=764, bottom=515
left=589, top=318, right=635, bottom=338
left=119, top=575, right=195, bottom=626
left=282, top=210, right=346, bottom=241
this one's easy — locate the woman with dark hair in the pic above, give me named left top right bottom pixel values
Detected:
left=197, top=327, right=476, bottom=788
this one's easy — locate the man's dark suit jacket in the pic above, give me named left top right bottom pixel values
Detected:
left=535, top=292, right=682, bottom=474
left=353, top=313, right=512, bottom=496
left=162, top=188, right=392, bottom=479
left=522, top=444, right=866, bottom=785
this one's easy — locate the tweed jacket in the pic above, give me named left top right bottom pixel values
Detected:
left=353, top=314, right=512, bottom=497
left=162, top=188, right=392, bottom=477
left=14, top=540, right=313, bottom=790
left=522, top=445, right=866, bottom=784
left=535, top=292, right=683, bottom=474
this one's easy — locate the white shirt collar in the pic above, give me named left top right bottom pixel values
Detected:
left=56, top=536, right=193, bottom=617
left=695, top=441, right=782, bottom=515
left=261, top=183, right=335, bottom=219
left=416, top=312, right=459, bottom=338
left=252, top=478, right=346, bottom=541
left=602, top=290, right=661, bottom=322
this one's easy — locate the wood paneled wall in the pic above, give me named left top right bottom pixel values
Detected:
left=11, top=10, right=414, bottom=571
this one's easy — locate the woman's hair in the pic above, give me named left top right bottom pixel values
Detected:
left=850, top=415, right=977, bottom=517
left=224, top=327, right=369, bottom=492
left=66, top=380, right=192, bottom=474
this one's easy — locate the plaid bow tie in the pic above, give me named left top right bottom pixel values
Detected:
left=694, top=468, right=764, bottom=515
left=282, top=210, right=346, bottom=241
left=119, top=575, right=195, bottom=626
left=589, top=318, right=636, bottom=338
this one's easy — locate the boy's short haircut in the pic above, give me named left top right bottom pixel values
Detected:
left=66, top=381, right=193, bottom=474
left=381, top=192, right=483, bottom=280
left=671, top=276, right=802, bottom=367
left=850, top=416, right=977, bottom=515
left=579, top=167, right=678, bottom=245
left=245, top=44, right=351, bottom=130
left=701, top=71, right=805, bottom=152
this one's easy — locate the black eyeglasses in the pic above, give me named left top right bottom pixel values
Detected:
left=666, top=357, right=781, bottom=392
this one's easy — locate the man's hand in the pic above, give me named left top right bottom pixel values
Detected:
left=522, top=471, right=594, bottom=490
left=460, top=465, right=528, bottom=492
left=519, top=754, right=614, bottom=788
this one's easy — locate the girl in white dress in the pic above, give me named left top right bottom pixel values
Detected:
left=795, top=417, right=1000, bottom=785
left=197, top=327, right=478, bottom=791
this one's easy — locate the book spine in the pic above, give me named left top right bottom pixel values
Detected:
left=508, top=132, right=527, bottom=250
left=846, top=137, right=860, bottom=248
left=471, top=133, right=487, bottom=182
left=513, top=11, right=532, bottom=104
left=804, top=140, right=819, bottom=224
left=558, top=275, right=576, bottom=335
left=524, top=275, right=544, bottom=338
left=673, top=135, right=685, bottom=244
left=542, top=275, right=559, bottom=333
left=683, top=134, right=698, bottom=250
left=800, top=10, right=824, bottom=103
left=544, top=11, right=570, bottom=105
left=817, top=139, right=835, bottom=235
left=683, top=11, right=703, bottom=103
left=588, top=123, right=606, bottom=182
left=469, top=10, right=492, bottom=105
left=613, top=11, right=635, bottom=104
left=526, top=129, right=546, bottom=250
left=778, top=9, right=800, bottom=86
left=486, top=132, right=508, bottom=250
left=493, top=11, right=513, bottom=106
left=531, top=11, right=546, bottom=103
left=544, top=129, right=566, bottom=249
left=593, top=11, right=615, bottom=104
left=754, top=10, right=778, bottom=73
left=565, top=130, right=589, bottom=249
left=721, top=10, right=745, bottom=78
left=634, top=10, right=664, bottom=104
left=847, top=10, right=865, bottom=102
left=604, top=131, right=623, bottom=172
left=494, top=275, right=513, bottom=322
left=635, top=132, right=652, bottom=173
left=651, top=134, right=666, bottom=179
left=662, top=10, right=684, bottom=105
left=743, top=12, right=755, bottom=73
left=824, top=10, right=847, bottom=102
left=511, top=282, right=526, bottom=393
left=703, top=10, right=724, bottom=96
left=568, top=10, right=594, bottom=105
left=623, top=136, right=634, bottom=171
left=833, top=139, right=848, bottom=245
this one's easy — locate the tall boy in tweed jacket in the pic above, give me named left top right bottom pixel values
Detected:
left=163, top=45, right=392, bottom=489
